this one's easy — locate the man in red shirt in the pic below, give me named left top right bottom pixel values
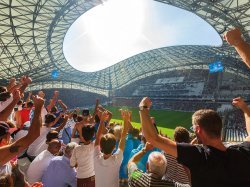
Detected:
left=19, top=101, right=33, bottom=129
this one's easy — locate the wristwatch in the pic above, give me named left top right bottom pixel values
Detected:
left=139, top=105, right=148, bottom=111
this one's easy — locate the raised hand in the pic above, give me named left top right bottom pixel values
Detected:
left=12, top=89, right=21, bottom=101
left=139, top=97, right=152, bottom=109
left=224, top=28, right=243, bottom=47
left=232, top=97, right=248, bottom=111
left=32, top=95, right=45, bottom=110
left=144, top=142, right=154, bottom=151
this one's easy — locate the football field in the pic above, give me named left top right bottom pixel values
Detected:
left=107, top=106, right=193, bottom=139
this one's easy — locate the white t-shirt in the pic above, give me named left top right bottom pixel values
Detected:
left=70, top=142, right=95, bottom=179
left=94, top=146, right=123, bottom=187
left=26, top=150, right=55, bottom=184
left=27, top=126, right=51, bottom=157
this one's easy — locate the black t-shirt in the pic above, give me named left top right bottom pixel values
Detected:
left=177, top=142, right=250, bottom=187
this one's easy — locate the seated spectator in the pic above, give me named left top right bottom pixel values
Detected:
left=139, top=97, right=250, bottom=187
left=163, top=126, right=191, bottom=184
left=128, top=147, right=190, bottom=187
left=70, top=125, right=96, bottom=187
left=42, top=142, right=78, bottom=187
left=94, top=110, right=128, bottom=187
left=26, top=139, right=61, bottom=184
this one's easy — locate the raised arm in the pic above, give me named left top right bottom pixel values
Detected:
left=139, top=97, right=177, bottom=157
left=224, top=28, right=250, bottom=69
left=46, top=90, right=59, bottom=112
left=232, top=97, right=250, bottom=141
left=55, top=114, right=69, bottom=132
left=58, top=99, right=68, bottom=112
left=47, top=113, right=64, bottom=128
left=94, top=111, right=109, bottom=146
left=19, top=76, right=32, bottom=95
left=0, top=95, right=43, bottom=165
left=118, top=110, right=129, bottom=151
left=128, top=142, right=153, bottom=169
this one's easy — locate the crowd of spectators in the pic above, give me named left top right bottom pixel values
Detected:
left=0, top=28, right=250, bottom=187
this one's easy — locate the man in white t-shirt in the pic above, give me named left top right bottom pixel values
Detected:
left=94, top=110, right=129, bottom=187
left=26, top=139, right=61, bottom=184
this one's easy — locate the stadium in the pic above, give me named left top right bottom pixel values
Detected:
left=1, top=0, right=250, bottom=186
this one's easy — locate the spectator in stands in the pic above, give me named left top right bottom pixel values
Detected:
left=128, top=146, right=190, bottom=187
left=94, top=110, right=128, bottom=187
left=164, top=126, right=191, bottom=185
left=19, top=100, right=33, bottom=129
left=42, top=142, right=78, bottom=187
left=70, top=125, right=96, bottom=187
left=224, top=28, right=250, bottom=69
left=26, top=139, right=61, bottom=184
left=26, top=113, right=68, bottom=159
left=139, top=97, right=250, bottom=187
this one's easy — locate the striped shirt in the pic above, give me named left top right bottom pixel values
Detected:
left=164, top=153, right=190, bottom=185
left=128, top=163, right=190, bottom=187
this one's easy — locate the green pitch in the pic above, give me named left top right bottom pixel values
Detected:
left=106, top=106, right=193, bottom=139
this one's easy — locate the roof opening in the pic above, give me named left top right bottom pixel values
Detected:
left=63, top=0, right=222, bottom=72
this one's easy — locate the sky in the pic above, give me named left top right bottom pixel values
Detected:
left=63, top=0, right=222, bottom=72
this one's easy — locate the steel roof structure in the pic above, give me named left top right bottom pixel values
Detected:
left=0, top=0, right=250, bottom=96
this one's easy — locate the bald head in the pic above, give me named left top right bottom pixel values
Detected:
left=48, top=139, right=61, bottom=155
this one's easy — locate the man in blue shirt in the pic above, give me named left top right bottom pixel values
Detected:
left=42, top=142, right=78, bottom=187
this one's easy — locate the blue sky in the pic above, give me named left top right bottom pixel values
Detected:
left=63, top=0, right=222, bottom=72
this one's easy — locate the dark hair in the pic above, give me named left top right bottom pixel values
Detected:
left=50, top=106, right=57, bottom=113
left=82, top=109, right=90, bottom=117
left=95, top=114, right=100, bottom=123
left=131, top=128, right=140, bottom=138
left=27, top=101, right=33, bottom=108
left=77, top=116, right=83, bottom=122
left=192, top=109, right=222, bottom=138
left=46, top=130, right=59, bottom=143
left=174, top=126, right=190, bottom=143
left=0, top=174, right=12, bottom=187
left=0, top=92, right=11, bottom=102
left=72, top=113, right=78, bottom=122
left=82, top=125, right=95, bottom=142
left=100, top=133, right=116, bottom=154
left=17, top=100, right=23, bottom=105
left=0, top=86, right=7, bottom=93
left=45, top=114, right=56, bottom=124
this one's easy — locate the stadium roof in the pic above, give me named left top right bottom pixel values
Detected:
left=0, top=0, right=250, bottom=95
